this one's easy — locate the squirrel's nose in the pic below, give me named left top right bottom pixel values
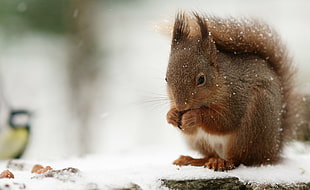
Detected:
left=175, top=101, right=190, bottom=112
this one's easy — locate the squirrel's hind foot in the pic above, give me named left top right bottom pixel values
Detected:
left=173, top=155, right=236, bottom=171
left=204, top=157, right=235, bottom=171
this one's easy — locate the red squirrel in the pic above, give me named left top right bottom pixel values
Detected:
left=166, top=11, right=298, bottom=171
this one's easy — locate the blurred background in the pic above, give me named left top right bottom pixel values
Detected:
left=0, top=0, right=309, bottom=160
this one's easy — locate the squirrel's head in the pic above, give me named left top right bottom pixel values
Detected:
left=166, top=12, right=219, bottom=112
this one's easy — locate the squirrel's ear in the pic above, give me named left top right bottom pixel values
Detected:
left=193, top=12, right=218, bottom=68
left=172, top=11, right=190, bottom=44
left=193, top=12, right=209, bottom=41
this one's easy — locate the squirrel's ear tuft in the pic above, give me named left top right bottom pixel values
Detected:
left=172, top=11, right=190, bottom=44
left=193, top=12, right=218, bottom=68
left=193, top=12, right=209, bottom=40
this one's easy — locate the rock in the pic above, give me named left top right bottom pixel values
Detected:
left=115, top=183, right=143, bottom=190
left=162, top=177, right=249, bottom=190
left=161, top=178, right=310, bottom=190
left=31, top=167, right=80, bottom=182
left=0, top=182, right=26, bottom=190
left=6, top=160, right=26, bottom=171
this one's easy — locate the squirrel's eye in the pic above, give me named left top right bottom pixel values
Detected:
left=197, top=74, right=205, bottom=86
left=165, top=77, right=168, bottom=82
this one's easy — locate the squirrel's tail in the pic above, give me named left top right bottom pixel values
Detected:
left=203, top=15, right=298, bottom=141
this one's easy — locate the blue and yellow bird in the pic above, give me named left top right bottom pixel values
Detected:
left=0, top=110, right=31, bottom=160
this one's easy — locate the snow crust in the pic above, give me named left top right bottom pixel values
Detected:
left=0, top=142, right=309, bottom=190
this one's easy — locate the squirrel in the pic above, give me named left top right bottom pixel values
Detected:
left=165, top=11, right=298, bottom=171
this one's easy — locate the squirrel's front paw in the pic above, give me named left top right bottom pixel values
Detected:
left=166, top=108, right=182, bottom=128
left=181, top=109, right=201, bottom=133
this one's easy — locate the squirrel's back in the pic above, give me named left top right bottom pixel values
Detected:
left=186, top=14, right=297, bottom=140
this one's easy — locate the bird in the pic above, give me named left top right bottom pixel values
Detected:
left=0, top=110, right=31, bottom=160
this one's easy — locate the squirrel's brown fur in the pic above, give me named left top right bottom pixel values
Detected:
left=166, top=11, right=297, bottom=171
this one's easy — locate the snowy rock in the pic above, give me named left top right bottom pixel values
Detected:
left=162, top=178, right=310, bottom=190
left=31, top=167, right=80, bottom=183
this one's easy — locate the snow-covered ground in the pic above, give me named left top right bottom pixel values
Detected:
left=0, top=142, right=310, bottom=189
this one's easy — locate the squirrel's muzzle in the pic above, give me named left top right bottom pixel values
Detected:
left=175, top=100, right=191, bottom=112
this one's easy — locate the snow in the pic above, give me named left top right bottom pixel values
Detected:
left=1, top=142, right=310, bottom=189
